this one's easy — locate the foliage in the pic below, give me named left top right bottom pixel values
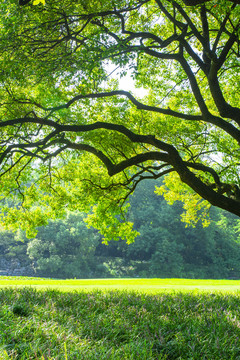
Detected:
left=120, top=179, right=240, bottom=278
left=1, top=180, right=240, bottom=279
left=0, top=227, right=29, bottom=266
left=0, top=0, right=239, bottom=240
left=1, top=287, right=240, bottom=358
left=32, top=0, right=46, bottom=5
left=26, top=212, right=101, bottom=278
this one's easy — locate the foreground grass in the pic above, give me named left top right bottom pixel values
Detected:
left=1, top=287, right=240, bottom=359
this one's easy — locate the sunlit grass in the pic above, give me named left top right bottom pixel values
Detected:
left=0, top=277, right=240, bottom=294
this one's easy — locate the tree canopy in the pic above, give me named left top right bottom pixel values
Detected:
left=0, top=0, right=240, bottom=240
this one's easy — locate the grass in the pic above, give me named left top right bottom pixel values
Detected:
left=1, top=277, right=240, bottom=293
left=0, top=278, right=240, bottom=359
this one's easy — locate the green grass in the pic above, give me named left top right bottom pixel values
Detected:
left=1, top=277, right=240, bottom=293
left=1, top=278, right=240, bottom=359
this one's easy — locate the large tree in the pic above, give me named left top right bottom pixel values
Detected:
left=0, top=0, right=239, bottom=240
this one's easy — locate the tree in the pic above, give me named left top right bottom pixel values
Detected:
left=0, top=0, right=240, bottom=240
left=26, top=212, right=100, bottom=278
left=1, top=181, right=240, bottom=278
left=125, top=179, right=240, bottom=278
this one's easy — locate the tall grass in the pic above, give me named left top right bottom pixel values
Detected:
left=1, top=287, right=240, bottom=359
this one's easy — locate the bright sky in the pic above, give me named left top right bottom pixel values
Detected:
left=105, top=62, right=149, bottom=98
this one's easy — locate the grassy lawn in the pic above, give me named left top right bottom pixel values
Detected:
left=1, top=278, right=240, bottom=359
left=1, top=277, right=240, bottom=293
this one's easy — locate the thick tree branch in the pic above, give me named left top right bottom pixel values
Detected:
left=61, top=136, right=240, bottom=215
left=212, top=4, right=236, bottom=54
left=19, top=0, right=31, bottom=5
left=200, top=5, right=211, bottom=69
left=2, top=0, right=239, bottom=223
left=216, top=24, right=240, bottom=71
left=2, top=87, right=240, bottom=143
left=170, top=0, right=205, bottom=45
left=184, top=161, right=221, bottom=184
left=47, top=90, right=203, bottom=121
left=208, top=70, right=240, bottom=125
left=168, top=149, right=240, bottom=215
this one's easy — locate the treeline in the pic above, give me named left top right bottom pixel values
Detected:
left=0, top=180, right=240, bottom=279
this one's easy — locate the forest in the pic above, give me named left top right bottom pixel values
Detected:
left=1, top=180, right=239, bottom=279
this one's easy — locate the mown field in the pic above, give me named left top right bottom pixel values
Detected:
left=1, top=278, right=240, bottom=359
left=1, top=277, right=240, bottom=292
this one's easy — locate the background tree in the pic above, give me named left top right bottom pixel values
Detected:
left=0, top=0, right=239, bottom=240
left=127, top=180, right=240, bottom=278
left=96, top=180, right=240, bottom=278
left=26, top=212, right=100, bottom=278
left=1, top=182, right=240, bottom=278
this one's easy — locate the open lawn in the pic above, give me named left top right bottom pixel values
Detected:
left=1, top=278, right=240, bottom=359
left=1, top=277, right=240, bottom=293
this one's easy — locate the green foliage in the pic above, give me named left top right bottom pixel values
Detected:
left=26, top=212, right=100, bottom=278
left=0, top=227, right=29, bottom=266
left=122, top=180, right=240, bottom=278
left=0, top=0, right=239, bottom=240
left=1, top=180, right=240, bottom=279
left=33, top=0, right=45, bottom=5
left=150, top=239, right=184, bottom=278
left=155, top=173, right=212, bottom=227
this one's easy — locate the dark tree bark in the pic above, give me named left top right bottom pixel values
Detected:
left=19, top=0, right=31, bottom=6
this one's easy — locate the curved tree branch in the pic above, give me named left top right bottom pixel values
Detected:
left=1, top=0, right=238, bottom=224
